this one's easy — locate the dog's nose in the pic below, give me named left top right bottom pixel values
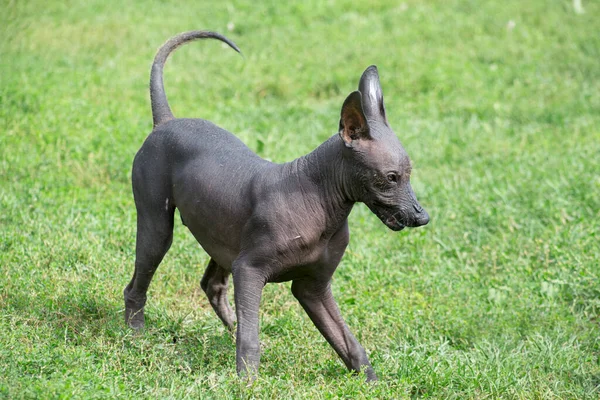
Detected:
left=416, top=211, right=429, bottom=226
left=412, top=204, right=429, bottom=227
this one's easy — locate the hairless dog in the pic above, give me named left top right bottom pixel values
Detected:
left=124, top=31, right=429, bottom=381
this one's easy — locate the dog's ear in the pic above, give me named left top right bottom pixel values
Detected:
left=358, top=65, right=386, bottom=122
left=339, top=91, right=370, bottom=147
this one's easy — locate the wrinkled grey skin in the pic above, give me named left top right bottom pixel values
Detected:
left=124, top=31, right=429, bottom=382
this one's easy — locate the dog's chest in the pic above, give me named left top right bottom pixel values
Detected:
left=266, top=224, right=349, bottom=283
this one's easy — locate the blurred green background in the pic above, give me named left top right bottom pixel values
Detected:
left=1, top=0, right=599, bottom=398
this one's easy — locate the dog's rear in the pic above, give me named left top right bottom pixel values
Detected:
left=125, top=32, right=244, bottom=329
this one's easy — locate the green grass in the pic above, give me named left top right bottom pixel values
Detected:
left=1, top=0, right=599, bottom=398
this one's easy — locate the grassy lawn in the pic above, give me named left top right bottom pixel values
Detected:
left=1, top=0, right=599, bottom=398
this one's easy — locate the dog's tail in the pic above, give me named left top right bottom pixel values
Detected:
left=150, top=31, right=241, bottom=128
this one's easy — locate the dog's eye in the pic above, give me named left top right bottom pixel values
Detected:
left=387, top=173, right=398, bottom=183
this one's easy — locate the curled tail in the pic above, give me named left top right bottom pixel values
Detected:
left=150, top=31, right=241, bottom=128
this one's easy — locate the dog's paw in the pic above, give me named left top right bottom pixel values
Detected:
left=125, top=308, right=145, bottom=331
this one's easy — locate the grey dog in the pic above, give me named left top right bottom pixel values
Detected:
left=124, top=31, right=429, bottom=381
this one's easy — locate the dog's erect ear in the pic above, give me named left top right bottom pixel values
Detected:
left=358, top=65, right=386, bottom=122
left=339, top=91, right=370, bottom=147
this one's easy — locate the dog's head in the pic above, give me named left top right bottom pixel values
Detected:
left=339, top=66, right=429, bottom=231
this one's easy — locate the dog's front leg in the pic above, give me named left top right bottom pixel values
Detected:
left=232, top=261, right=266, bottom=379
left=291, top=278, right=377, bottom=381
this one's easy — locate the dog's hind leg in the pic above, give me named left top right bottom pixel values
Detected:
left=201, top=258, right=236, bottom=330
left=124, top=200, right=175, bottom=330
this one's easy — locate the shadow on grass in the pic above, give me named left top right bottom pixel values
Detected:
left=6, top=289, right=119, bottom=336
left=4, top=288, right=237, bottom=373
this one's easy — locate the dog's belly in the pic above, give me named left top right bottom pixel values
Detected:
left=183, top=218, right=241, bottom=270
left=174, top=185, right=249, bottom=270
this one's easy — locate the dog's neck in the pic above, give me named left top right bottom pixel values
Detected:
left=283, top=134, right=356, bottom=236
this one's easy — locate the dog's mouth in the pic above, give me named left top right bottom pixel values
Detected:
left=368, top=204, right=406, bottom=231
left=383, top=214, right=405, bottom=231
